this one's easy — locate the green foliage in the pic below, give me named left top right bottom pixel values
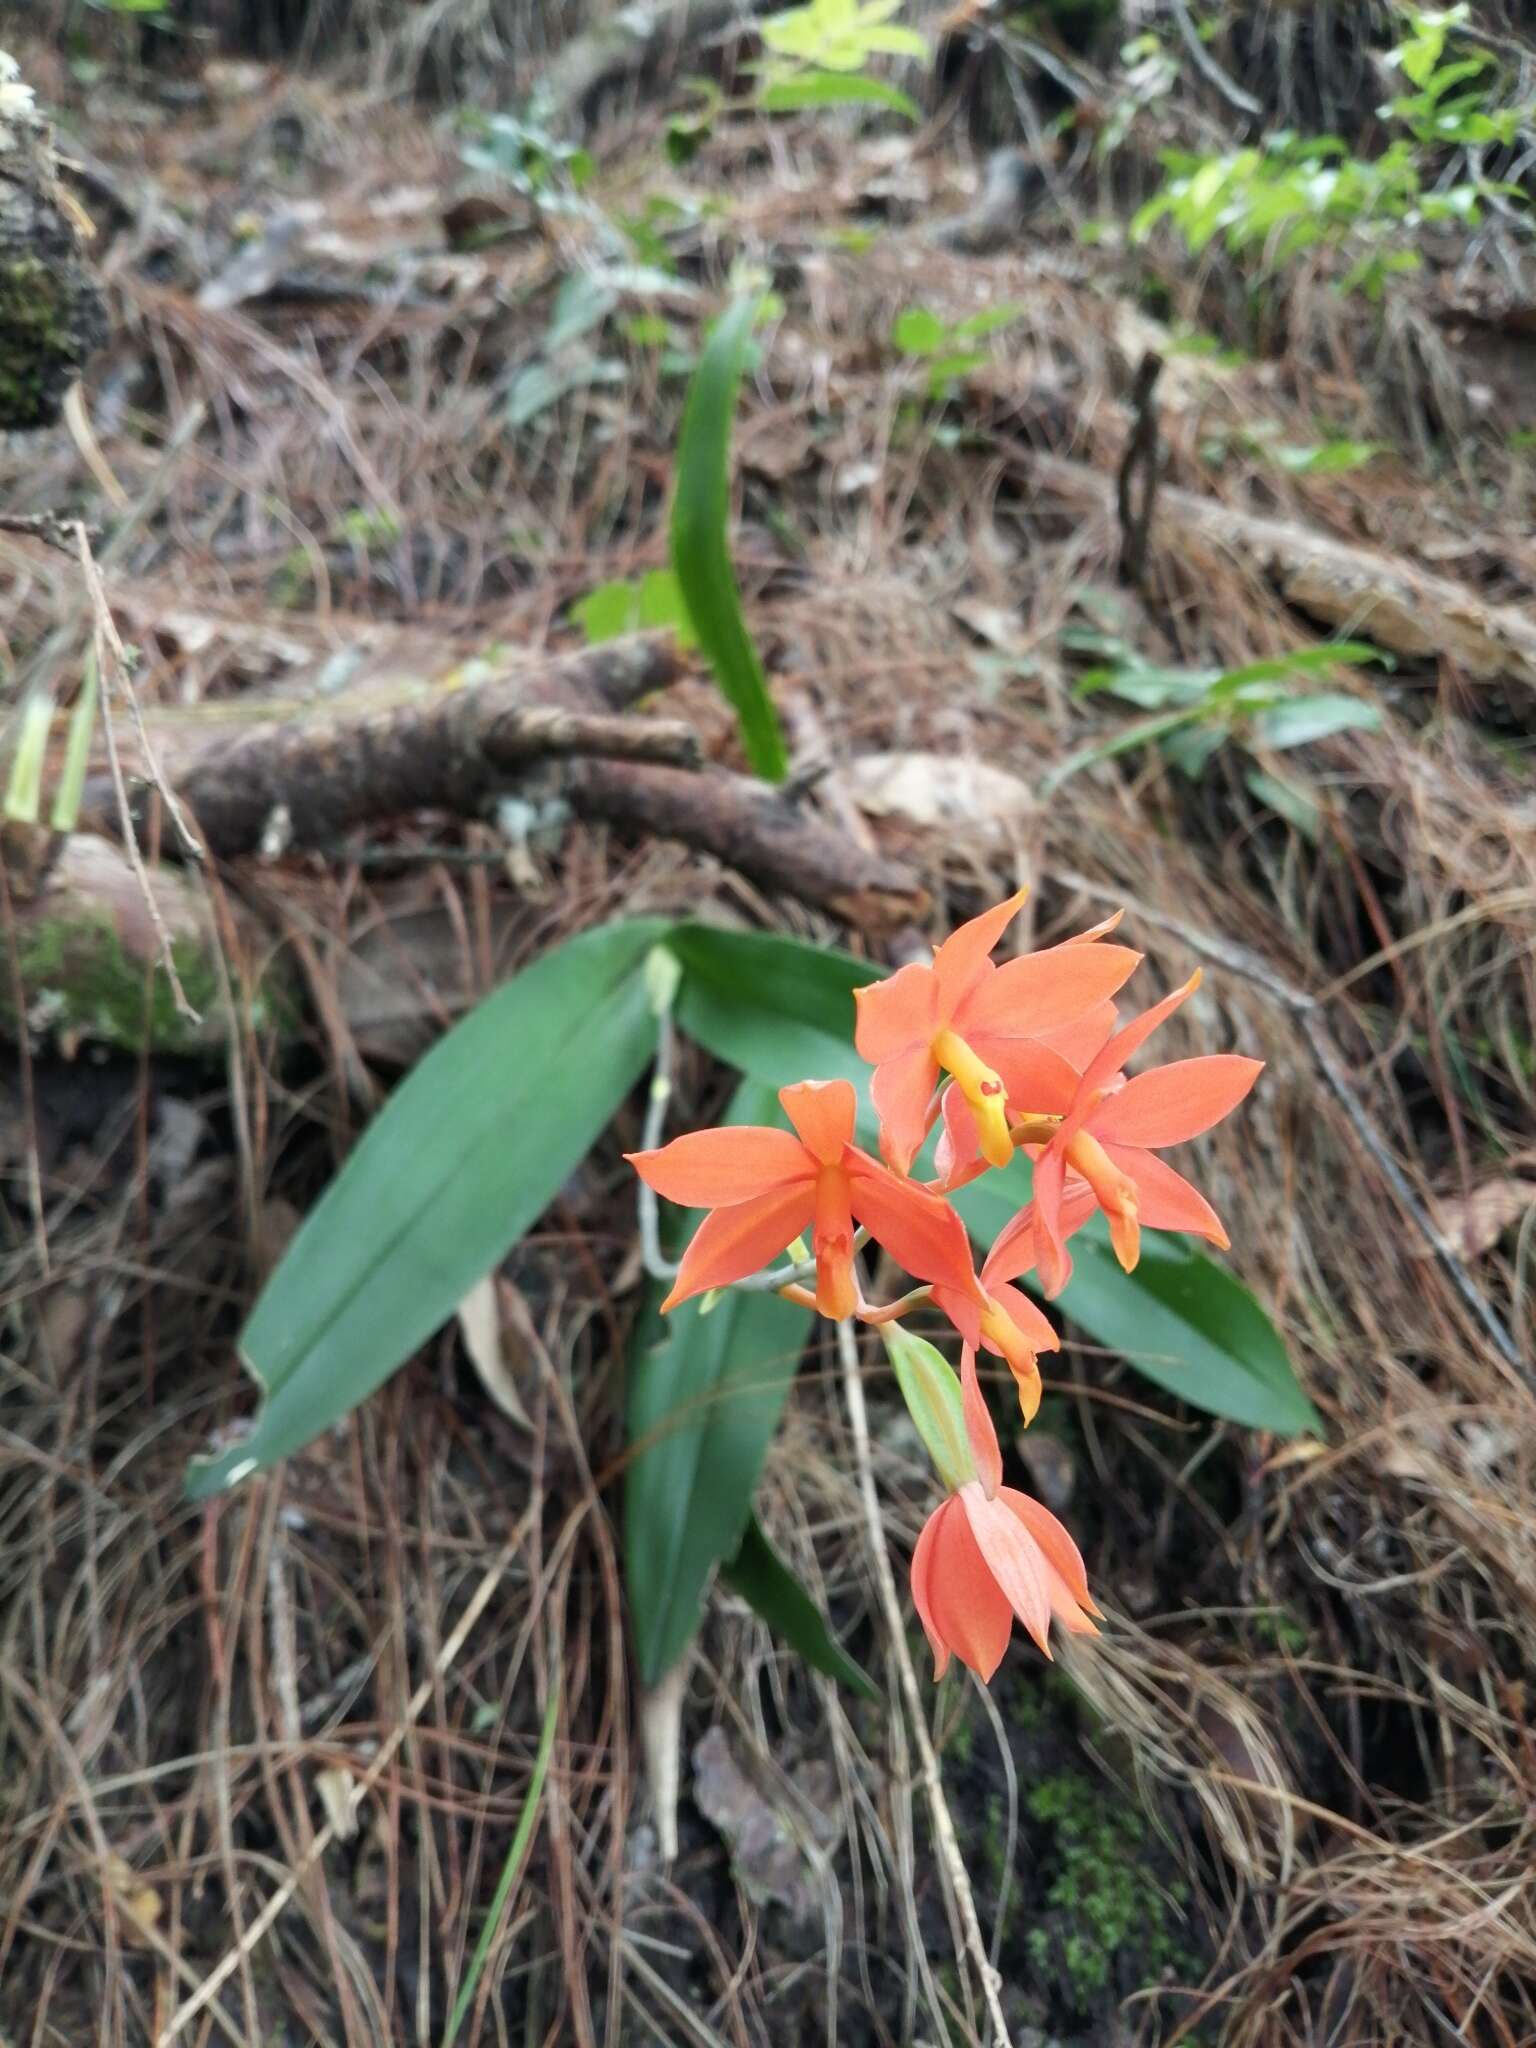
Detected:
left=185, top=919, right=668, bottom=1499
left=626, top=1079, right=812, bottom=1684
left=670, top=294, right=790, bottom=780
left=761, top=0, right=927, bottom=73
left=1386, top=5, right=1528, bottom=147
left=1044, top=637, right=1388, bottom=827
left=892, top=301, right=1026, bottom=399
left=458, top=112, right=594, bottom=207
left=572, top=568, right=698, bottom=650
left=721, top=1515, right=877, bottom=1697
left=759, top=70, right=921, bottom=120
left=1023, top=1770, right=1193, bottom=2010
left=1133, top=8, right=1529, bottom=302
left=1264, top=437, right=1389, bottom=475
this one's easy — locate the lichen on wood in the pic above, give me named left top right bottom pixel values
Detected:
left=0, top=52, right=108, bottom=431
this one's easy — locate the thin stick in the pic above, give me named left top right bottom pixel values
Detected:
left=1116, top=350, right=1164, bottom=591
left=833, top=1316, right=1011, bottom=2048
left=155, top=1514, right=534, bottom=2046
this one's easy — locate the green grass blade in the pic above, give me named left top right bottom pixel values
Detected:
left=440, top=1680, right=561, bottom=2048
left=50, top=652, right=100, bottom=833
left=670, top=294, right=789, bottom=781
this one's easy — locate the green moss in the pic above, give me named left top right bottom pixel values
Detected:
left=1024, top=1769, right=1194, bottom=2011
left=6, top=905, right=289, bottom=1056
left=0, top=252, right=92, bottom=430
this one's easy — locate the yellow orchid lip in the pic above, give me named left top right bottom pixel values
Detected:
left=932, top=1028, right=1014, bottom=1170
left=1064, top=1128, right=1141, bottom=1272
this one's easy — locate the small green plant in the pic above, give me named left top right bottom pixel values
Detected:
left=458, top=111, right=594, bottom=209
left=572, top=568, right=697, bottom=650
left=1044, top=639, right=1388, bottom=832
left=669, top=291, right=789, bottom=780
left=892, top=301, right=1026, bottom=399
left=1134, top=7, right=1529, bottom=302
left=1385, top=4, right=1528, bottom=147
left=752, top=0, right=927, bottom=118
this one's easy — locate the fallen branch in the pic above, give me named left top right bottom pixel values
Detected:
left=1033, top=453, right=1536, bottom=690
left=156, top=702, right=699, bottom=860
left=567, top=760, right=929, bottom=932
left=85, top=640, right=695, bottom=857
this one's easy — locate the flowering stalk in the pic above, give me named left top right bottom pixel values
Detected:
left=628, top=892, right=1262, bottom=1684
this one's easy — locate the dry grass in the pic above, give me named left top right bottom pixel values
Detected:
left=2, top=12, right=1535, bottom=2045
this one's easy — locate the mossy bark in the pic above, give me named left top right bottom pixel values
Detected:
left=0, top=55, right=108, bottom=430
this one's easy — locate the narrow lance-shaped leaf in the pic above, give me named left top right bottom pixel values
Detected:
left=670, top=294, right=790, bottom=781
left=625, top=1077, right=813, bottom=1684
left=187, top=919, right=670, bottom=1499
left=721, top=1514, right=877, bottom=1700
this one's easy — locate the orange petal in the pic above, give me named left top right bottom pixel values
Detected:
left=909, top=1503, right=951, bottom=1680
left=959, top=1482, right=1053, bottom=1656
left=983, top=1278, right=1060, bottom=1356
left=1083, top=970, right=1201, bottom=1094
left=779, top=1078, right=857, bottom=1165
left=853, top=962, right=939, bottom=1062
left=1102, top=1143, right=1230, bottom=1246
left=1058, top=909, right=1126, bottom=946
left=930, top=1280, right=984, bottom=1353
left=1001, top=1490, right=1101, bottom=1628
left=627, top=1125, right=811, bottom=1206
left=960, top=1345, right=1003, bottom=1496
left=661, top=1185, right=816, bottom=1310
left=845, top=1154, right=976, bottom=1293
left=985, top=1037, right=1083, bottom=1118
left=933, top=1083, right=979, bottom=1188
left=927, top=1494, right=1014, bottom=1681
left=1091, top=1055, right=1263, bottom=1149
left=983, top=1293, right=1045, bottom=1424
left=1033, top=999, right=1118, bottom=1070
left=871, top=1044, right=941, bottom=1176
left=930, top=887, right=1030, bottom=1011
left=1028, top=1144, right=1074, bottom=1298
left=983, top=1182, right=1098, bottom=1288
left=959, top=940, right=1141, bottom=1041
left=812, top=1162, right=859, bottom=1320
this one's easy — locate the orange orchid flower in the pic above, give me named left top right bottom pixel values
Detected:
left=997, top=972, right=1263, bottom=1296
left=627, top=1079, right=976, bottom=1321
left=853, top=892, right=1141, bottom=1177
left=928, top=1232, right=1063, bottom=1423
left=910, top=1346, right=1099, bottom=1679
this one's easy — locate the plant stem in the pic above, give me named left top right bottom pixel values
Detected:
left=833, top=1316, right=1012, bottom=2048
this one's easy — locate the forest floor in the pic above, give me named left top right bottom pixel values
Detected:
left=3, top=7, right=1536, bottom=2045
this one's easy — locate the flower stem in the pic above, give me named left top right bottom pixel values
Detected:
left=834, top=1316, right=1012, bottom=2048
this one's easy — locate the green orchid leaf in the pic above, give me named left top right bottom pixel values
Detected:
left=625, top=1079, right=814, bottom=1683
left=187, top=919, right=669, bottom=1499
left=722, top=1514, right=877, bottom=1698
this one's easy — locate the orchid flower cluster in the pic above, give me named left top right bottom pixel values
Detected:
left=628, top=891, right=1261, bottom=1683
